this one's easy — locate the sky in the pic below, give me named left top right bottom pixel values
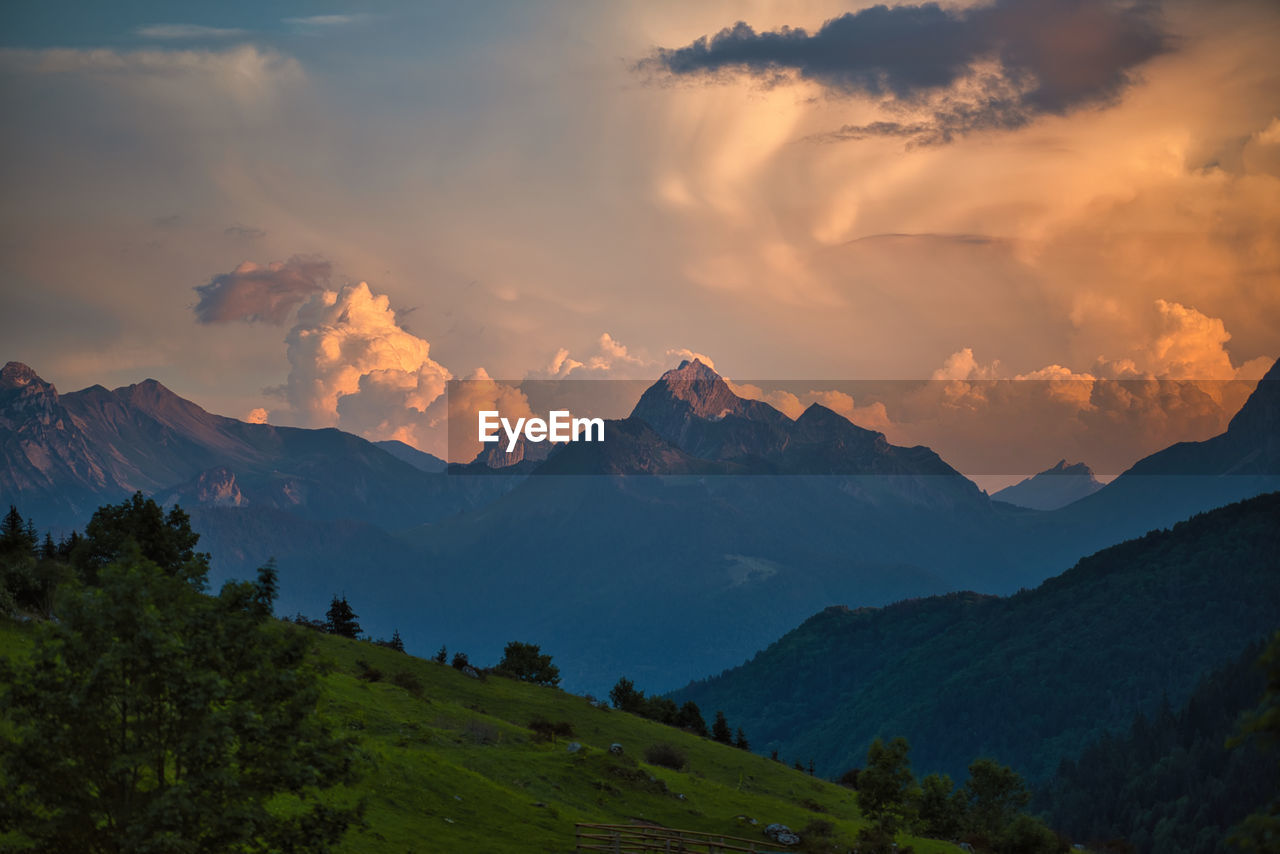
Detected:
left=1, top=0, right=1277, bottom=477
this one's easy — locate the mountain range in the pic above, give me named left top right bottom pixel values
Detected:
left=3, top=356, right=1278, bottom=692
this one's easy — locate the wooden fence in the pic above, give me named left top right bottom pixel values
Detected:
left=574, top=822, right=782, bottom=853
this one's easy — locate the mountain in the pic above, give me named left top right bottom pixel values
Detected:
left=670, top=492, right=1280, bottom=784
left=410, top=362, right=1024, bottom=691
left=991, top=460, right=1103, bottom=510
left=0, top=361, right=474, bottom=530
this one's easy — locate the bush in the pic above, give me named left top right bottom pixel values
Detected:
left=390, top=670, right=424, bottom=697
left=355, top=659, right=382, bottom=682
left=643, top=742, right=687, bottom=771
left=528, top=717, right=575, bottom=743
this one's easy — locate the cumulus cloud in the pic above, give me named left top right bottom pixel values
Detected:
left=245, top=407, right=269, bottom=424
left=538, top=333, right=655, bottom=378
left=899, top=301, right=1276, bottom=477
left=444, top=368, right=537, bottom=463
left=193, top=256, right=331, bottom=325
left=284, top=281, right=451, bottom=429
left=645, top=0, right=1169, bottom=143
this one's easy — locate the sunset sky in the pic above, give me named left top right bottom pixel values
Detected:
left=2, top=0, right=1277, bottom=473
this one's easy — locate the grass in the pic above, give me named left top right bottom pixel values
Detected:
left=0, top=617, right=967, bottom=853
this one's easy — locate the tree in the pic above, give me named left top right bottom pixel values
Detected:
left=434, top=644, right=448, bottom=664
left=675, top=701, right=708, bottom=737
left=254, top=558, right=279, bottom=615
left=734, top=727, right=750, bottom=751
left=918, top=772, right=966, bottom=839
left=712, top=710, right=732, bottom=744
left=858, top=737, right=918, bottom=837
left=963, top=758, right=1030, bottom=841
left=386, top=630, right=405, bottom=653
left=0, top=556, right=359, bottom=852
left=451, top=651, right=469, bottom=670
left=609, top=677, right=644, bottom=713
left=325, top=595, right=361, bottom=638
left=72, top=492, right=208, bottom=585
left=494, top=641, right=561, bottom=686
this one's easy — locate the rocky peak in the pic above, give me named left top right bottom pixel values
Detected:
left=1, top=361, right=44, bottom=389
left=639, top=359, right=741, bottom=420
left=1042, top=460, right=1095, bottom=477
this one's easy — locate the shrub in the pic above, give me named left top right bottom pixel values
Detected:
left=528, top=717, right=575, bottom=743
left=390, top=670, right=424, bottom=697
left=355, top=659, right=382, bottom=682
left=643, top=742, right=687, bottom=771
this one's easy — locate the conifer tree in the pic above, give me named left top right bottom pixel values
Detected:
left=712, top=710, right=732, bottom=744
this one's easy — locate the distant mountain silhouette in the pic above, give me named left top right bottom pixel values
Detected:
left=992, top=460, right=1103, bottom=510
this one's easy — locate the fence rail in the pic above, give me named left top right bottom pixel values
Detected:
left=574, top=822, right=779, bottom=853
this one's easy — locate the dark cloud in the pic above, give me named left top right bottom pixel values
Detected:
left=646, top=0, right=1169, bottom=141
left=193, top=256, right=329, bottom=325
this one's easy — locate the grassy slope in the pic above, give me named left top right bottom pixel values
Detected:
left=0, top=619, right=963, bottom=854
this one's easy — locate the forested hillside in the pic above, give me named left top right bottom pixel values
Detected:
left=673, top=492, right=1280, bottom=783
left=1041, top=634, right=1279, bottom=853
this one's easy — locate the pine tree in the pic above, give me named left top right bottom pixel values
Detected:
left=734, top=727, right=750, bottom=751
left=434, top=644, right=448, bottom=664
left=253, top=558, right=279, bottom=615
left=324, top=595, right=361, bottom=638
left=712, top=710, right=732, bottom=744
left=386, top=629, right=405, bottom=653
left=675, top=701, right=708, bottom=737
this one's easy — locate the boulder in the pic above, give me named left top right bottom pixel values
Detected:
left=763, top=823, right=800, bottom=846
left=609, top=743, right=624, bottom=755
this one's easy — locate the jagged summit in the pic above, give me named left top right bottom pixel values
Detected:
left=1, top=361, right=44, bottom=389
left=642, top=359, right=742, bottom=420
left=1044, top=460, right=1094, bottom=476
left=992, top=459, right=1103, bottom=511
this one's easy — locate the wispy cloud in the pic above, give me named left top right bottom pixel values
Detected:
left=284, top=14, right=372, bottom=31
left=137, top=23, right=248, bottom=41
